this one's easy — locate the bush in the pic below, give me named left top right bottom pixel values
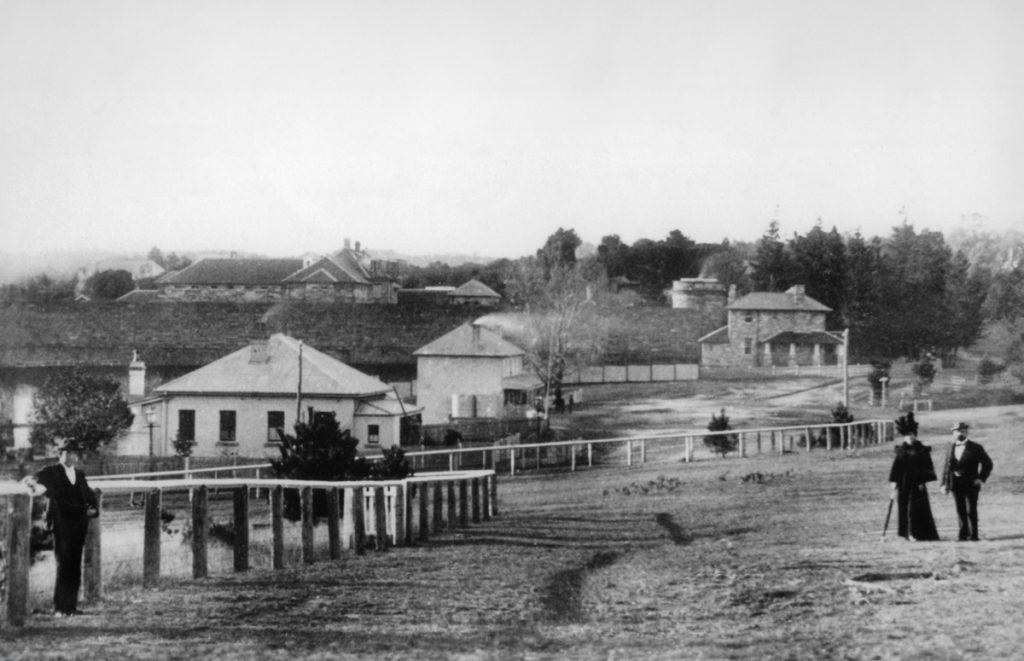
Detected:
left=269, top=413, right=412, bottom=521
left=703, top=408, right=738, bottom=456
left=911, top=356, right=937, bottom=394
left=867, top=361, right=891, bottom=401
left=978, top=358, right=1006, bottom=385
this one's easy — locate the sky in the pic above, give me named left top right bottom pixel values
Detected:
left=2, top=0, right=1022, bottom=263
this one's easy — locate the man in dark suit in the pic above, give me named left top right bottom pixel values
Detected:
left=22, top=440, right=99, bottom=616
left=940, top=422, right=994, bottom=541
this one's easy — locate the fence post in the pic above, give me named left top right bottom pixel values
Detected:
left=481, top=475, right=491, bottom=521
left=640, top=439, right=646, bottom=464
left=489, top=472, right=498, bottom=517
left=418, top=481, right=430, bottom=542
left=588, top=443, right=593, bottom=467
left=143, top=488, right=162, bottom=588
left=191, top=485, right=209, bottom=578
left=373, top=486, right=388, bottom=551
left=805, top=427, right=813, bottom=452
left=446, top=481, right=457, bottom=531
left=327, top=487, right=341, bottom=560
left=432, top=481, right=444, bottom=534
left=471, top=477, right=481, bottom=523
left=233, top=485, right=250, bottom=572
left=83, top=490, right=103, bottom=602
left=350, top=487, right=367, bottom=554
left=458, top=480, right=469, bottom=527
left=757, top=432, right=762, bottom=454
left=301, top=486, right=314, bottom=564
left=739, top=433, right=746, bottom=458
left=4, top=492, right=31, bottom=627
left=271, top=486, right=285, bottom=569
left=627, top=440, right=632, bottom=467
left=510, top=448, right=516, bottom=477
left=393, top=484, right=406, bottom=547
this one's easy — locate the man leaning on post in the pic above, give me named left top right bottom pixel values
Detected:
left=22, top=439, right=99, bottom=617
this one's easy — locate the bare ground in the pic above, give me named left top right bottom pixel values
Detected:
left=3, top=373, right=1023, bottom=660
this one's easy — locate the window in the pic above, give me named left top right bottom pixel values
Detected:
left=177, top=410, right=195, bottom=441
left=743, top=338, right=753, bottom=355
left=744, top=312, right=753, bottom=323
left=367, top=424, right=380, bottom=445
left=219, top=410, right=236, bottom=442
left=267, top=411, right=285, bottom=442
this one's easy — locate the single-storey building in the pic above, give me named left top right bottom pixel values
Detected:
left=698, top=285, right=844, bottom=368
left=147, top=334, right=421, bottom=457
left=413, top=323, right=543, bottom=426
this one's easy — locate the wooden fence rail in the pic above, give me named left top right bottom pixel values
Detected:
left=1, top=470, right=494, bottom=629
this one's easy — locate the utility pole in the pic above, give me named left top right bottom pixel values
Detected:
left=842, top=328, right=849, bottom=409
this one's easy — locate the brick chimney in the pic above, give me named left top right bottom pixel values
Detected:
left=343, top=238, right=351, bottom=250
left=728, top=284, right=737, bottom=305
left=790, top=284, right=806, bottom=304
left=129, top=350, right=146, bottom=397
left=249, top=339, right=271, bottom=363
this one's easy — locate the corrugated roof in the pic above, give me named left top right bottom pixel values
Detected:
left=698, top=326, right=729, bottom=344
left=156, top=333, right=391, bottom=397
left=414, top=323, right=525, bottom=357
left=282, top=255, right=370, bottom=285
left=727, top=290, right=831, bottom=312
left=452, top=279, right=500, bottom=299
left=762, top=331, right=843, bottom=346
left=161, top=258, right=304, bottom=286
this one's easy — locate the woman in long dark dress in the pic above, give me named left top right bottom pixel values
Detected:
left=888, top=412, right=940, bottom=541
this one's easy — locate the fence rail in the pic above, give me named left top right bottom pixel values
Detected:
left=0, top=470, right=495, bottom=628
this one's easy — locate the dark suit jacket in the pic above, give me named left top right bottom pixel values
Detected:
left=33, top=463, right=98, bottom=522
left=940, top=440, right=993, bottom=490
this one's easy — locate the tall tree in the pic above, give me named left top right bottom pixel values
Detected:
left=30, top=369, right=134, bottom=454
left=749, top=221, right=792, bottom=292
left=789, top=223, right=848, bottom=327
left=537, top=228, right=581, bottom=276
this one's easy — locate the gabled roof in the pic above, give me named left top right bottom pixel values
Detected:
left=413, top=323, right=525, bottom=358
left=451, top=279, right=500, bottom=299
left=156, top=333, right=391, bottom=397
left=282, top=255, right=371, bottom=285
left=762, top=331, right=843, bottom=346
left=160, top=258, right=304, bottom=286
left=727, top=287, right=831, bottom=313
left=698, top=326, right=729, bottom=344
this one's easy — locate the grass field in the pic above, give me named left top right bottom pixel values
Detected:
left=3, top=369, right=1022, bottom=660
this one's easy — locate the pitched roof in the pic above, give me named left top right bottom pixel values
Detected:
left=116, top=289, right=160, bottom=303
left=727, top=287, right=831, bottom=313
left=155, top=333, right=391, bottom=397
left=413, top=323, right=525, bottom=358
left=698, top=326, right=729, bottom=344
left=160, top=258, right=304, bottom=286
left=282, top=255, right=371, bottom=285
left=451, top=279, right=500, bottom=299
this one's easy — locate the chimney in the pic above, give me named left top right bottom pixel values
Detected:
left=355, top=241, right=361, bottom=252
left=791, top=284, right=805, bottom=304
left=249, top=339, right=271, bottom=364
left=344, top=238, right=351, bottom=250
left=129, top=350, right=146, bottom=397
left=472, top=323, right=481, bottom=348
left=728, top=284, right=737, bottom=305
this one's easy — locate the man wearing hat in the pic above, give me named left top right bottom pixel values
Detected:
left=22, top=440, right=99, bottom=616
left=940, top=422, right=993, bottom=541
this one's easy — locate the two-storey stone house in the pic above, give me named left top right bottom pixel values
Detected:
left=698, top=285, right=843, bottom=368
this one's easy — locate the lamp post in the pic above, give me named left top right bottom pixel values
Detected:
left=145, top=405, right=156, bottom=472
left=879, top=376, right=889, bottom=408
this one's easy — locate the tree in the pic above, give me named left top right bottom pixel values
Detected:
left=30, top=369, right=134, bottom=455
left=269, top=413, right=411, bottom=521
left=789, top=223, right=848, bottom=328
left=697, top=240, right=750, bottom=294
left=749, top=221, right=792, bottom=292
left=537, top=228, right=582, bottom=276
left=704, top=408, right=738, bottom=456
left=88, top=269, right=135, bottom=299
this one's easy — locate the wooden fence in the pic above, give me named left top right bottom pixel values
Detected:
left=0, top=470, right=495, bottom=628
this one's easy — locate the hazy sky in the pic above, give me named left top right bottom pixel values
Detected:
left=2, top=0, right=1022, bottom=261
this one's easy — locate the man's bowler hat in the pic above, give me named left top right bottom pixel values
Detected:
left=951, top=422, right=970, bottom=432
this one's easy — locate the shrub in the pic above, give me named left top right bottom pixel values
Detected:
left=171, top=430, right=196, bottom=459
left=704, top=408, right=738, bottom=456
left=867, top=361, right=891, bottom=401
left=269, top=413, right=412, bottom=521
left=911, top=356, right=937, bottom=394
left=977, top=358, right=1006, bottom=385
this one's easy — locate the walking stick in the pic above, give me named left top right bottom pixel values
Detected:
left=882, top=496, right=894, bottom=537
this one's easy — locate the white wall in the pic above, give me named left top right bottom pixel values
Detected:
left=416, top=355, right=504, bottom=425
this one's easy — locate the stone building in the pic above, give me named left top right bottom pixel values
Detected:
left=698, top=285, right=843, bottom=368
